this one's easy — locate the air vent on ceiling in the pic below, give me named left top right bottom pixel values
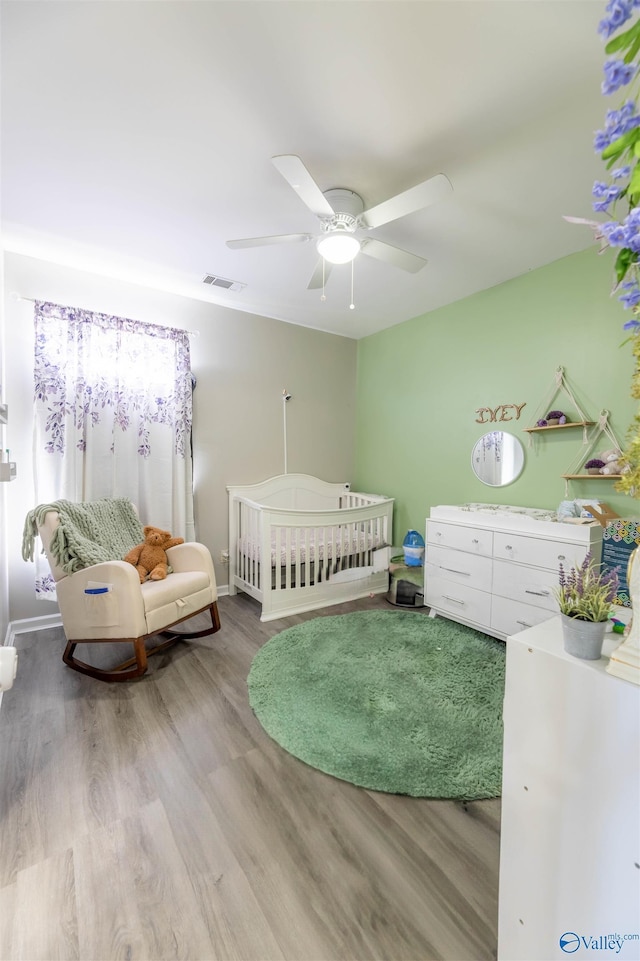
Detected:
left=202, top=273, right=246, bottom=292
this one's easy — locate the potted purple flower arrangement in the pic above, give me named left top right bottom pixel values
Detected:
left=555, top=553, right=620, bottom=659
left=546, top=410, right=567, bottom=426
left=585, top=457, right=606, bottom=474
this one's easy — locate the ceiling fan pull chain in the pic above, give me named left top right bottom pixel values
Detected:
left=320, top=257, right=326, bottom=302
left=350, top=260, right=355, bottom=310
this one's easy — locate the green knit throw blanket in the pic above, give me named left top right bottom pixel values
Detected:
left=22, top=498, right=144, bottom=575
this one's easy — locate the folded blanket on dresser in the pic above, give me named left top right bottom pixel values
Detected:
left=21, top=497, right=143, bottom=574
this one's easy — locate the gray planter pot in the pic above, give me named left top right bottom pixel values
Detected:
left=561, top=613, right=607, bottom=660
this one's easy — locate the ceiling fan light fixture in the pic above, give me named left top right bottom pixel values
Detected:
left=316, top=233, right=361, bottom=265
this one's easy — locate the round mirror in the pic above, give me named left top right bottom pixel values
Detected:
left=471, top=431, right=525, bottom=487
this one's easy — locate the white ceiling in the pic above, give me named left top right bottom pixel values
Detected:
left=1, top=1, right=607, bottom=339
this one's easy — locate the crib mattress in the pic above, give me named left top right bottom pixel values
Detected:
left=239, top=527, right=384, bottom=567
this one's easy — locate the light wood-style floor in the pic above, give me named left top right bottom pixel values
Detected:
left=0, top=592, right=501, bottom=961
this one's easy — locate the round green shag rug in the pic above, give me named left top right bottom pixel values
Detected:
left=247, top=610, right=506, bottom=799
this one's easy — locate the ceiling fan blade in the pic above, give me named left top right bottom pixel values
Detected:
left=360, top=238, right=427, bottom=273
left=271, top=155, right=335, bottom=218
left=361, top=173, right=452, bottom=229
left=307, top=259, right=333, bottom=290
left=226, top=233, right=313, bottom=250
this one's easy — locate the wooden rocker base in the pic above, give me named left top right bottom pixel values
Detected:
left=62, top=601, right=221, bottom=682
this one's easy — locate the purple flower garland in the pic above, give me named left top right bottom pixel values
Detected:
left=583, top=1, right=640, bottom=326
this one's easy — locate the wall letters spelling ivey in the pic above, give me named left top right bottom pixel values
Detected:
left=475, top=403, right=526, bottom=424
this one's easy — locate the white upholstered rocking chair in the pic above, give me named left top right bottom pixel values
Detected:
left=36, top=506, right=221, bottom=682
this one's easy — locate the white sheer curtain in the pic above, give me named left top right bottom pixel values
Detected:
left=31, top=300, right=194, bottom=599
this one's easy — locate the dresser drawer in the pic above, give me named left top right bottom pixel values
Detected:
left=426, top=574, right=491, bottom=628
left=491, top=595, right=555, bottom=637
left=492, top=559, right=557, bottom=613
left=427, top=545, right=493, bottom=593
left=493, top=532, right=589, bottom=572
left=427, top=521, right=493, bottom=557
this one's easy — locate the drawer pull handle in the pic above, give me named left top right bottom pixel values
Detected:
left=442, top=594, right=465, bottom=605
left=436, top=531, right=442, bottom=537
left=516, top=619, right=532, bottom=628
left=525, top=589, right=550, bottom=596
left=505, top=544, right=513, bottom=550
left=441, top=567, right=471, bottom=577
left=472, top=538, right=479, bottom=544
left=557, top=554, right=566, bottom=561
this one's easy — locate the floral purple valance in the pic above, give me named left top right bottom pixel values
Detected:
left=33, top=300, right=193, bottom=458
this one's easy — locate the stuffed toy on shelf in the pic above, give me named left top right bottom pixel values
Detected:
left=597, top=448, right=626, bottom=475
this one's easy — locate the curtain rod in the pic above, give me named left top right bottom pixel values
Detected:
left=9, top=294, right=199, bottom=336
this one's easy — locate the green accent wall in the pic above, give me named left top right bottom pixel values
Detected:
left=355, top=247, right=640, bottom=544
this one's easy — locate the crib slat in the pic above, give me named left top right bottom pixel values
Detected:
left=314, top=528, right=320, bottom=584
left=313, top=526, right=320, bottom=585
left=274, top=526, right=282, bottom=592
left=247, top=501, right=252, bottom=584
left=251, top=505, right=259, bottom=589
left=242, top=501, right=248, bottom=584
left=243, top=501, right=248, bottom=585
left=296, top=527, right=309, bottom=587
left=284, top=527, right=292, bottom=591
left=325, top=525, right=333, bottom=580
left=234, top=500, right=240, bottom=585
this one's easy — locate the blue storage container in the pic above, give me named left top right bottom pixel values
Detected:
left=403, top=529, right=425, bottom=567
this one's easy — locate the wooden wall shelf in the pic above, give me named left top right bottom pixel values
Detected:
left=561, top=473, right=623, bottom=480
left=523, top=421, right=594, bottom=434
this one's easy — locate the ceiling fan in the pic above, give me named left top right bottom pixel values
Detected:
left=226, top=155, right=453, bottom=290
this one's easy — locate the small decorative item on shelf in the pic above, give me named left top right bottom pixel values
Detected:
left=536, top=418, right=548, bottom=427
left=554, top=552, right=619, bottom=660
left=585, top=458, right=606, bottom=474
left=598, top=447, right=625, bottom=475
left=546, top=410, right=567, bottom=426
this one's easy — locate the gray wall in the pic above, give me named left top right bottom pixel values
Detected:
left=4, top=252, right=358, bottom=622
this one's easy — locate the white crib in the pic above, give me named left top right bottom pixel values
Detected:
left=227, top=473, right=394, bottom=621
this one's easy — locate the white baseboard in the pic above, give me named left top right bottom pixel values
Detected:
left=5, top=612, right=63, bottom=646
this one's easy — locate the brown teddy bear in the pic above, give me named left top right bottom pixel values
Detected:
left=123, top=525, right=185, bottom=583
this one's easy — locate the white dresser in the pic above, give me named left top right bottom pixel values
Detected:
left=425, top=504, right=603, bottom=640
